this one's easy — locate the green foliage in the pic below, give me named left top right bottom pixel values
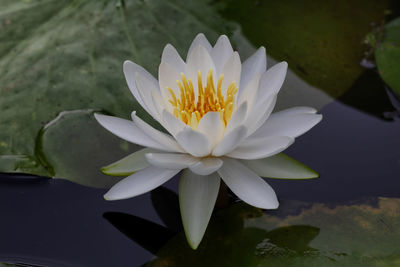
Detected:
left=376, top=17, right=400, bottom=95
left=218, top=0, right=391, bottom=97
left=0, top=0, right=233, bottom=177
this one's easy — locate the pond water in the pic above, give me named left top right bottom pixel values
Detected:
left=1, top=93, right=399, bottom=266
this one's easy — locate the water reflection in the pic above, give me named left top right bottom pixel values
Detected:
left=104, top=188, right=400, bottom=266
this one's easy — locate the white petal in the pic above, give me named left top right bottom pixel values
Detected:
left=149, top=91, right=165, bottom=119
left=132, top=72, right=162, bottom=120
left=273, top=106, right=317, bottom=115
left=123, top=60, right=159, bottom=115
left=241, top=153, right=319, bottom=179
left=186, top=45, right=216, bottom=93
left=212, top=126, right=247, bottom=156
left=256, top=61, right=287, bottom=101
left=189, top=157, right=223, bottom=176
left=211, top=35, right=234, bottom=75
left=158, top=62, right=181, bottom=109
left=218, top=158, right=278, bottom=209
left=104, top=166, right=180, bottom=200
left=145, top=152, right=199, bottom=169
left=239, top=47, right=266, bottom=94
left=131, top=112, right=184, bottom=152
left=220, top=52, right=241, bottom=96
left=250, top=111, right=323, bottom=139
left=94, top=114, right=172, bottom=151
left=101, top=148, right=154, bottom=176
left=227, top=136, right=294, bottom=160
left=224, top=101, right=248, bottom=134
left=162, top=109, right=186, bottom=137
left=179, top=170, right=220, bottom=249
left=245, top=95, right=277, bottom=136
left=176, top=127, right=212, bottom=157
left=238, top=73, right=261, bottom=108
left=187, top=33, right=212, bottom=60
left=161, top=44, right=186, bottom=73
left=197, top=112, right=224, bottom=148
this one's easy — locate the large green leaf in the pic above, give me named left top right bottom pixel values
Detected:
left=376, top=17, right=400, bottom=95
left=0, top=0, right=233, bottom=177
left=147, top=198, right=400, bottom=266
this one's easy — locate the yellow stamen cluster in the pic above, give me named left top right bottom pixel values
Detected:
left=168, top=69, right=238, bottom=129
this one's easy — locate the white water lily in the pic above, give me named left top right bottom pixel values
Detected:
left=95, top=33, right=322, bottom=249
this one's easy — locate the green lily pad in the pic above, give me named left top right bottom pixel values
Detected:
left=0, top=0, right=233, bottom=176
left=37, top=109, right=142, bottom=188
left=147, top=198, right=400, bottom=266
left=376, top=17, right=400, bottom=95
left=218, top=0, right=392, bottom=98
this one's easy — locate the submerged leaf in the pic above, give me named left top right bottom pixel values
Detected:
left=147, top=198, right=400, bottom=266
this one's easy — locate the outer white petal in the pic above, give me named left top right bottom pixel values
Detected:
left=179, top=170, right=220, bottom=249
left=134, top=72, right=161, bottom=119
left=161, top=44, right=186, bottom=73
left=239, top=47, right=266, bottom=95
left=123, top=60, right=159, bottom=115
left=150, top=91, right=166, bottom=119
left=158, top=62, right=181, bottom=109
left=101, top=148, right=154, bottom=176
left=220, top=52, right=241, bottom=96
left=189, top=157, right=223, bottom=176
left=241, top=153, right=319, bottom=179
left=212, top=126, right=247, bottom=156
left=224, top=101, right=248, bottom=134
left=238, top=73, right=261, bottom=108
left=218, top=158, right=278, bottom=209
left=245, top=96, right=277, bottom=136
left=227, top=136, right=294, bottom=160
left=145, top=152, right=199, bottom=169
left=162, top=110, right=186, bottom=137
left=210, top=35, right=234, bottom=75
left=186, top=45, right=216, bottom=93
left=197, top=112, right=224, bottom=148
left=131, top=111, right=184, bottom=152
left=187, top=33, right=212, bottom=60
left=104, top=166, right=180, bottom=200
left=94, top=114, right=174, bottom=152
left=176, top=127, right=212, bottom=157
left=256, top=61, right=288, bottom=101
left=249, top=111, right=323, bottom=140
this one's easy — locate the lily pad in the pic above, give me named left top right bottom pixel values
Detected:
left=0, top=0, right=233, bottom=175
left=146, top=198, right=400, bottom=266
left=376, top=17, right=400, bottom=95
left=37, top=109, right=140, bottom=188
left=218, top=0, right=392, bottom=97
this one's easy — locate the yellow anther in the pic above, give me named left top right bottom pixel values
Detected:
left=168, top=69, right=238, bottom=127
left=168, top=87, right=177, bottom=107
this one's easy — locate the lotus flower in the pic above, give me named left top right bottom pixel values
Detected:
left=95, top=33, right=322, bottom=249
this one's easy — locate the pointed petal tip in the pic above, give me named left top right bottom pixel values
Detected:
left=123, top=60, right=135, bottom=70
left=188, top=239, right=201, bottom=250
left=258, top=197, right=279, bottom=210
left=196, top=32, right=206, bottom=38
left=103, top=192, right=113, bottom=201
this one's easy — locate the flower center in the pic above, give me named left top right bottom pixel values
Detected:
left=168, top=69, right=238, bottom=129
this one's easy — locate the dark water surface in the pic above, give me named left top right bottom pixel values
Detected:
left=1, top=96, right=399, bottom=266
